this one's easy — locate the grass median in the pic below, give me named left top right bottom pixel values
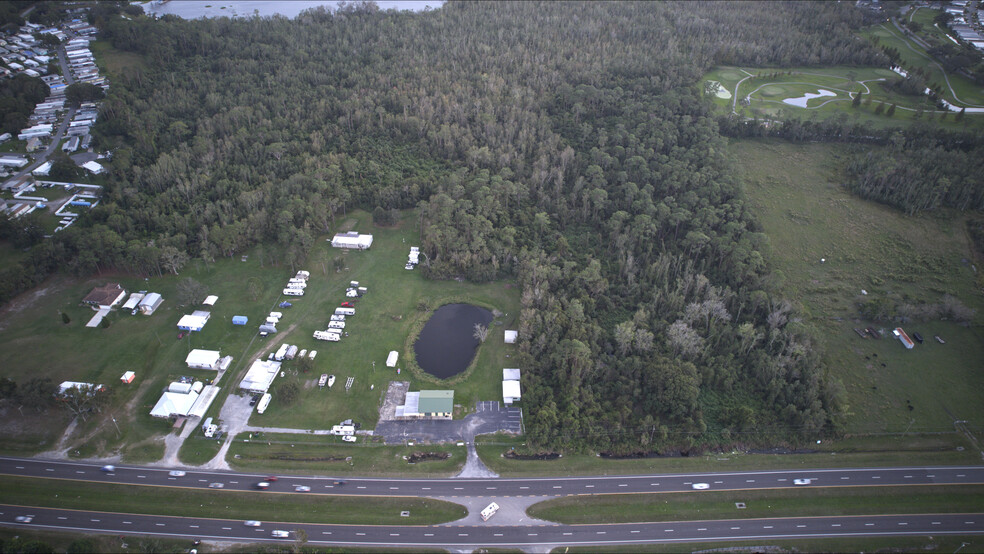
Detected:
left=528, top=485, right=984, bottom=524
left=0, top=476, right=466, bottom=526
left=555, top=535, right=983, bottom=553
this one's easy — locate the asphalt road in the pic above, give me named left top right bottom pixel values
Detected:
left=2, top=505, right=982, bottom=549
left=2, top=456, right=983, bottom=498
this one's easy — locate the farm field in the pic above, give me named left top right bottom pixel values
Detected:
left=0, top=208, right=519, bottom=464
left=730, top=139, right=984, bottom=435
left=703, top=65, right=982, bottom=128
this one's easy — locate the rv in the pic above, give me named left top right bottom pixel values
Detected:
left=283, top=288, right=304, bottom=296
left=285, top=345, right=298, bottom=360
left=481, top=502, right=499, bottom=521
left=256, top=393, right=272, bottom=414
left=328, top=321, right=345, bottom=330
left=313, top=330, right=341, bottom=342
left=334, top=307, right=355, bottom=316
left=330, top=425, right=355, bottom=436
left=319, top=374, right=328, bottom=387
left=330, top=314, right=346, bottom=322
left=274, top=343, right=290, bottom=361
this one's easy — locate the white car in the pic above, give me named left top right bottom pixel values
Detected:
left=342, top=435, right=357, bottom=443
left=208, top=482, right=224, bottom=488
left=793, top=478, right=812, bottom=485
left=244, top=520, right=262, bottom=527
left=100, top=465, right=116, bottom=473
left=271, top=530, right=290, bottom=538
left=295, top=485, right=311, bottom=492
left=691, top=483, right=710, bottom=490
left=169, top=470, right=186, bottom=477
left=14, top=516, right=33, bottom=523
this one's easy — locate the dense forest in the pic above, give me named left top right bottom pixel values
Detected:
left=5, top=1, right=894, bottom=450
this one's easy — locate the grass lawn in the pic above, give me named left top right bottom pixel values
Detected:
left=89, top=39, right=148, bottom=79
left=528, top=485, right=984, bottom=524
left=702, top=65, right=982, bottom=129
left=475, top=432, right=979, bottom=477
left=228, top=431, right=467, bottom=477
left=0, top=207, right=517, bottom=462
left=0, top=476, right=466, bottom=525
left=0, top=528, right=194, bottom=554
left=729, top=139, right=984, bottom=434
left=557, top=535, right=984, bottom=553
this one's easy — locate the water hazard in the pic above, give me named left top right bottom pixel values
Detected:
left=414, top=303, right=493, bottom=379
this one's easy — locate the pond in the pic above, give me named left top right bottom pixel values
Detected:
left=782, top=89, right=837, bottom=108
left=414, top=303, right=493, bottom=379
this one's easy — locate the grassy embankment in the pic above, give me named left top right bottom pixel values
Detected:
left=475, top=432, right=979, bottom=477
left=703, top=65, right=982, bottom=129
left=528, top=485, right=984, bottom=524
left=224, top=431, right=466, bottom=476
left=731, top=139, right=984, bottom=435
left=555, top=536, right=982, bottom=554
left=0, top=476, right=465, bottom=525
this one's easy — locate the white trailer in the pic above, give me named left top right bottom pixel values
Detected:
left=330, top=315, right=346, bottom=322
left=295, top=270, right=310, bottom=280
left=274, top=343, right=290, bottom=361
left=313, top=331, right=341, bottom=342
left=283, top=288, right=304, bottom=296
left=330, top=425, right=355, bottom=436
left=328, top=321, right=345, bottom=330
left=285, top=345, right=298, bottom=360
left=481, top=502, right=499, bottom=521
left=256, top=393, right=272, bottom=414
left=335, top=307, right=355, bottom=316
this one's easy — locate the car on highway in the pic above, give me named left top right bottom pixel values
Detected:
left=271, top=530, right=290, bottom=538
left=208, top=482, right=224, bottom=488
left=255, top=481, right=271, bottom=490
left=793, top=478, right=812, bottom=485
left=266, top=475, right=279, bottom=482
left=100, top=465, right=115, bottom=473
left=691, top=483, right=710, bottom=490
left=244, top=520, right=262, bottom=527
left=169, top=470, right=186, bottom=477
left=294, top=485, right=311, bottom=492
left=14, top=516, right=33, bottom=523
left=342, top=435, right=357, bottom=443
left=333, top=480, right=346, bottom=486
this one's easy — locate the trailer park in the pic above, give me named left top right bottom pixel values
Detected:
left=0, top=211, right=523, bottom=469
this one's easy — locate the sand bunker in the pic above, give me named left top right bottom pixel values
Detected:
left=706, top=80, right=731, bottom=99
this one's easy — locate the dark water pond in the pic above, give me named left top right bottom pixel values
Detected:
left=414, top=303, right=493, bottom=379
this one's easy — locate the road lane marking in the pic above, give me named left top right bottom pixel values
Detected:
left=458, top=533, right=468, bottom=537
left=714, top=481, right=723, bottom=484
left=190, top=525, right=199, bottom=528
left=486, top=487, right=496, bottom=490
left=356, top=533, right=365, bottom=536
left=46, top=469, right=54, bottom=472
left=596, top=531, right=606, bottom=535
left=358, top=486, right=366, bottom=489
left=563, top=532, right=572, bottom=536
left=58, top=517, right=67, bottom=520
left=904, top=475, right=912, bottom=478
left=630, top=530, right=640, bottom=534
left=746, top=479, right=755, bottom=483
left=698, top=528, right=707, bottom=531
left=389, top=487, right=399, bottom=490
left=230, top=481, right=239, bottom=484
left=76, top=471, right=85, bottom=474
left=553, top=486, right=562, bottom=489
left=730, top=527, right=740, bottom=530
left=840, top=477, right=849, bottom=480
left=520, top=486, right=530, bottom=489
left=797, top=525, right=806, bottom=528
left=494, top=533, right=503, bottom=537
left=831, top=524, right=841, bottom=527
left=618, top=484, right=627, bottom=487
left=966, top=521, right=976, bottom=525
left=322, top=532, right=331, bottom=535
left=865, top=523, right=874, bottom=526
left=932, top=522, right=941, bottom=525
left=528, top=533, right=538, bottom=536
left=777, top=478, right=787, bottom=482
left=222, top=527, right=232, bottom=530
left=454, top=487, right=463, bottom=490
left=15, top=466, right=24, bottom=469
left=958, top=474, right=966, bottom=477
left=390, top=533, right=399, bottom=536
left=898, top=522, right=907, bottom=526
left=422, top=487, right=431, bottom=490
left=763, top=526, right=773, bottom=529
left=90, top=519, right=100, bottom=522
left=424, top=533, right=434, bottom=537
left=137, top=475, right=145, bottom=479
left=123, top=521, right=132, bottom=525
left=927, top=474, right=935, bottom=477
left=156, top=523, right=165, bottom=527
left=584, top=485, right=593, bottom=488
left=650, top=483, right=659, bottom=486
left=872, top=476, right=880, bottom=479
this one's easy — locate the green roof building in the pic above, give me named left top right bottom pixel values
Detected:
left=417, top=390, right=454, bottom=419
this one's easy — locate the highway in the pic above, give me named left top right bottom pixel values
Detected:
left=2, top=505, right=982, bottom=549
left=2, top=457, right=983, bottom=497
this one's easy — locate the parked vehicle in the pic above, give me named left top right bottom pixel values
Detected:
left=342, top=435, right=357, bottom=443
left=912, top=332, right=924, bottom=343
left=327, top=375, right=336, bottom=388
left=278, top=301, right=292, bottom=308
left=341, top=302, right=354, bottom=308
left=480, top=502, right=499, bottom=521
left=169, top=470, right=186, bottom=477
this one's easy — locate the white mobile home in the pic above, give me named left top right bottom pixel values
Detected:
left=185, top=349, right=222, bottom=370
left=330, top=231, right=373, bottom=250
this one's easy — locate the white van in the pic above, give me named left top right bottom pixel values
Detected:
left=481, top=502, right=499, bottom=521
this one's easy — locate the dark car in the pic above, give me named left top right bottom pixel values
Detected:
left=249, top=397, right=258, bottom=406
left=333, top=480, right=345, bottom=486
left=912, top=332, right=924, bottom=343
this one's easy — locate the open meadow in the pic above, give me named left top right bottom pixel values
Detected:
left=730, top=139, right=984, bottom=435
left=0, top=209, right=519, bottom=464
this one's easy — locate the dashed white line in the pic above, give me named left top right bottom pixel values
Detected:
left=563, top=532, right=573, bottom=536
left=840, top=477, right=849, bottom=480
left=797, top=525, right=806, bottom=528
left=596, top=531, right=606, bottom=535
left=764, top=526, right=773, bottom=529
left=618, top=484, right=628, bottom=487
left=322, top=532, right=331, bottom=535
left=966, top=521, right=976, bottom=525
left=90, top=519, right=100, bottom=522
left=777, top=478, right=787, bottom=482
left=222, top=527, right=232, bottom=530
left=584, top=485, right=593, bottom=488
left=155, top=523, right=165, bottom=527
left=730, top=527, right=740, bottom=530
left=898, top=522, right=908, bottom=526
left=494, top=533, right=504, bottom=537
left=904, top=475, right=912, bottom=478
left=714, top=480, right=723, bottom=484
left=865, top=523, right=874, bottom=527
left=553, top=486, right=562, bottom=489
left=190, top=525, right=199, bottom=529
left=831, top=524, right=841, bottom=527
left=389, top=533, right=400, bottom=536
left=958, top=474, right=966, bottom=477
left=630, top=530, right=640, bottom=534
left=15, top=466, right=24, bottom=469
left=422, top=487, right=431, bottom=490
left=932, top=522, right=942, bottom=525
left=356, top=532, right=365, bottom=536
left=75, top=471, right=85, bottom=474
left=45, top=468, right=54, bottom=472
left=123, top=521, right=132, bottom=525
left=927, top=474, right=935, bottom=478
left=520, top=486, right=530, bottom=489
left=871, top=476, right=880, bottom=479
left=424, top=533, right=434, bottom=537
left=389, top=487, right=399, bottom=490
left=230, top=481, right=239, bottom=484
left=650, top=483, right=659, bottom=486
left=528, top=533, right=538, bottom=537
left=486, top=487, right=496, bottom=490
left=698, top=528, right=707, bottom=531
left=137, top=475, right=145, bottom=479
left=454, top=487, right=463, bottom=490
left=58, top=517, right=67, bottom=520
left=458, top=533, right=469, bottom=537
left=358, top=486, right=366, bottom=489
left=746, top=479, right=755, bottom=483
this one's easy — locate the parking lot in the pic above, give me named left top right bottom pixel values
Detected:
left=375, top=401, right=523, bottom=444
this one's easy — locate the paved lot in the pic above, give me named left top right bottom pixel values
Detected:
left=375, top=401, right=523, bottom=444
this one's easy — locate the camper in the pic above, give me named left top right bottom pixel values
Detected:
left=283, top=288, right=304, bottom=296
left=265, top=316, right=279, bottom=326
left=328, top=321, right=345, bottom=330
left=285, top=282, right=306, bottom=290
left=295, top=270, right=310, bottom=280
left=334, top=307, right=355, bottom=316
left=481, top=502, right=499, bottom=521
left=313, top=330, right=341, bottom=342
left=330, top=314, right=346, bottom=322
left=330, top=425, right=355, bottom=436
left=285, top=345, right=298, bottom=360
left=256, top=393, right=272, bottom=414
left=274, top=343, right=290, bottom=361
left=287, top=278, right=306, bottom=286
left=319, top=374, right=328, bottom=387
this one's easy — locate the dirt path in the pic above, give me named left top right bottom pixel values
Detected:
left=0, top=279, right=63, bottom=332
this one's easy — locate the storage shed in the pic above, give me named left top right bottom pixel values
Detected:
left=232, top=315, right=248, bottom=325
left=386, top=351, right=399, bottom=368
left=185, top=349, right=222, bottom=370
left=503, top=368, right=522, bottom=405
left=138, top=292, right=163, bottom=315
left=202, top=295, right=218, bottom=306
left=504, top=330, right=518, bottom=344
left=330, top=231, right=373, bottom=250
left=120, top=371, right=135, bottom=384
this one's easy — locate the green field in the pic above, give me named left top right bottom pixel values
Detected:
left=226, top=431, right=467, bottom=476
left=475, top=432, right=979, bottom=477
left=0, top=209, right=518, bottom=466
left=730, top=139, right=984, bottom=434
left=0, top=476, right=465, bottom=525
left=702, top=65, right=981, bottom=128
left=528, top=485, right=984, bottom=524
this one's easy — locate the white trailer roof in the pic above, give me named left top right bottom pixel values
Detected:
left=185, top=349, right=221, bottom=368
